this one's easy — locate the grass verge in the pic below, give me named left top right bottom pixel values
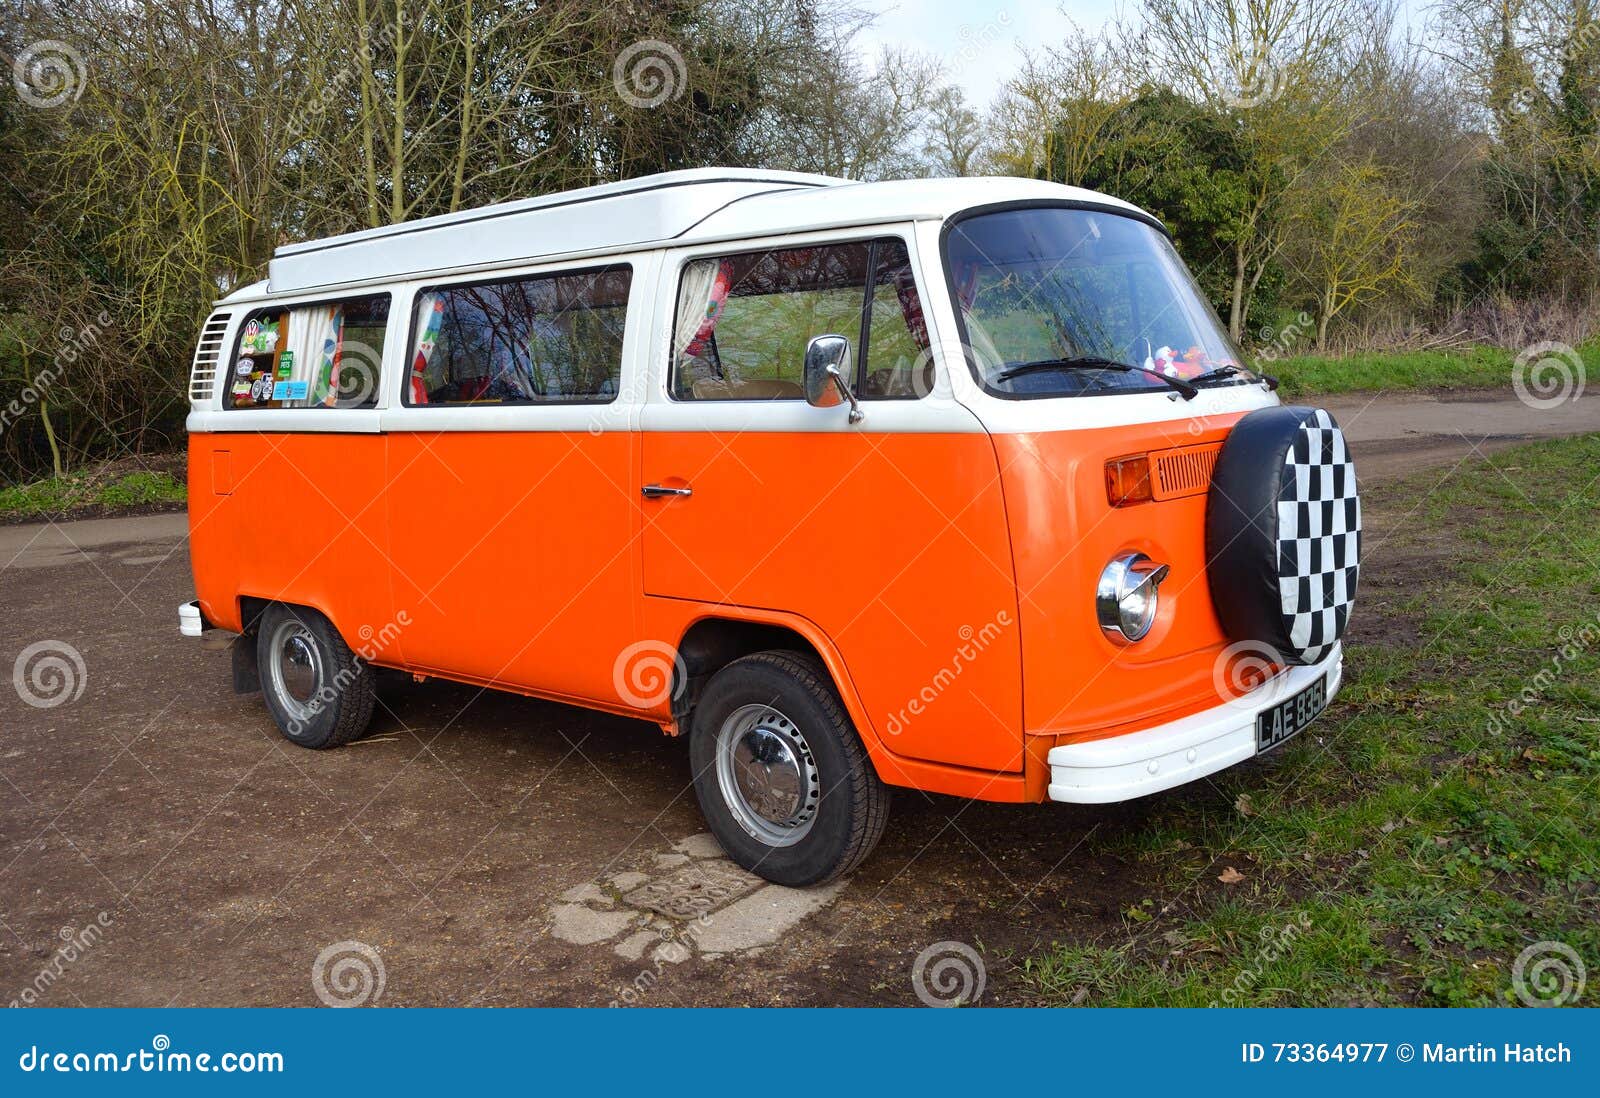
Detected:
left=0, top=464, right=186, bottom=521
left=1269, top=341, right=1597, bottom=399
left=1020, top=433, right=1600, bottom=1006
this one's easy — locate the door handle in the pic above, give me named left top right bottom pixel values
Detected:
left=642, top=484, right=692, bottom=499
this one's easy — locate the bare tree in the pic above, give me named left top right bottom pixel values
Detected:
left=1138, top=0, right=1392, bottom=337
left=922, top=86, right=985, bottom=176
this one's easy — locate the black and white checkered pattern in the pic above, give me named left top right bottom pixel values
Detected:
left=1276, top=409, right=1360, bottom=664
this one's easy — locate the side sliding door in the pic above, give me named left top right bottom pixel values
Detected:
left=379, top=255, right=654, bottom=707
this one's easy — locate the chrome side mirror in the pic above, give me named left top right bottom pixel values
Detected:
left=804, top=334, right=864, bottom=424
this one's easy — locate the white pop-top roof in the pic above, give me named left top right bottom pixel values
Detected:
left=233, top=168, right=1158, bottom=302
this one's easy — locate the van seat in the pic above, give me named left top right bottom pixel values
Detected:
left=690, top=377, right=804, bottom=400
left=862, top=361, right=935, bottom=399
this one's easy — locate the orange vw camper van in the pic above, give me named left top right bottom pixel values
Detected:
left=181, top=169, right=1360, bottom=885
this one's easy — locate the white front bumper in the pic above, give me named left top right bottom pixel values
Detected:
left=1046, top=644, right=1343, bottom=804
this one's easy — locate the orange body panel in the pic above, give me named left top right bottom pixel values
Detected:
left=188, top=434, right=399, bottom=661
left=991, top=412, right=1249, bottom=745
left=188, top=410, right=1248, bottom=804
left=382, top=431, right=639, bottom=702
left=640, top=430, right=1024, bottom=774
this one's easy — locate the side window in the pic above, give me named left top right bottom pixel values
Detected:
left=860, top=241, right=931, bottom=400
left=406, top=265, right=632, bottom=405
left=225, top=294, right=389, bottom=409
left=671, top=238, right=929, bottom=401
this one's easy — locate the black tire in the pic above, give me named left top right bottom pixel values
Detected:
left=256, top=604, right=376, bottom=749
left=689, top=651, right=890, bottom=887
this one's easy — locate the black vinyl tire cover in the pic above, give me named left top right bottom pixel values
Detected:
left=1205, top=405, right=1360, bottom=666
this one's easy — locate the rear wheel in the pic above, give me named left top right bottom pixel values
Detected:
left=690, top=651, right=889, bottom=886
left=256, top=605, right=375, bottom=749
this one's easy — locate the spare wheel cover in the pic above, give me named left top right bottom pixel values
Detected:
left=1205, top=406, right=1360, bottom=666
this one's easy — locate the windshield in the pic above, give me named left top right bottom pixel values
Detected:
left=944, top=206, right=1250, bottom=397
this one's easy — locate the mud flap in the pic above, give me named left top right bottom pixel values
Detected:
left=231, top=634, right=261, bottom=694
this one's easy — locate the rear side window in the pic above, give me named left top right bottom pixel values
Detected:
left=671, top=238, right=929, bottom=401
left=225, top=295, right=389, bottom=409
left=406, top=264, right=632, bottom=405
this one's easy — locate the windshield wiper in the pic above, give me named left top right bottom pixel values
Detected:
left=995, top=356, right=1199, bottom=400
left=1188, top=365, right=1242, bottom=386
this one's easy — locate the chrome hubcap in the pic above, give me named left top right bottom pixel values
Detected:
left=714, top=704, right=820, bottom=847
left=266, top=618, right=324, bottom=726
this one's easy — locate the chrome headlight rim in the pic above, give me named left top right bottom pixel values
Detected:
left=1096, top=551, right=1170, bottom=644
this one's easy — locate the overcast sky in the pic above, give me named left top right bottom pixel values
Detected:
left=855, top=0, right=1435, bottom=109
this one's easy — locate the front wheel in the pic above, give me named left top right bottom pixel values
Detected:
left=256, top=604, right=375, bottom=749
left=689, top=651, right=890, bottom=886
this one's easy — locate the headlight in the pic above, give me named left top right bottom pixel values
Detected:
left=1096, top=552, right=1171, bottom=643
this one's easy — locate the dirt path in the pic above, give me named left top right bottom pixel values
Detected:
left=1320, top=386, right=1600, bottom=480
left=1, top=387, right=1593, bottom=1007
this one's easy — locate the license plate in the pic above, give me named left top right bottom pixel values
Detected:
left=1255, top=675, right=1327, bottom=753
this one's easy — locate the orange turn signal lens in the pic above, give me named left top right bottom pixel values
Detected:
left=1105, top=456, right=1153, bottom=507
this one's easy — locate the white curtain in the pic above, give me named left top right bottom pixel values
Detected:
left=283, top=304, right=339, bottom=408
left=673, top=259, right=721, bottom=360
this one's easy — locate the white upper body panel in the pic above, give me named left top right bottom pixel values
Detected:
left=192, top=170, right=1275, bottom=435
left=226, top=170, right=1158, bottom=306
